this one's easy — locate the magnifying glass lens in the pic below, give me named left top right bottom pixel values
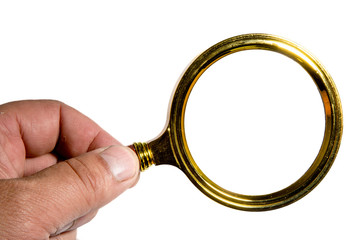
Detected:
left=184, top=49, right=325, bottom=195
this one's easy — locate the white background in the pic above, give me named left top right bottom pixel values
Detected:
left=1, top=1, right=359, bottom=239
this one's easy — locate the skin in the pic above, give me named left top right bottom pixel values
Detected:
left=0, top=100, right=140, bottom=240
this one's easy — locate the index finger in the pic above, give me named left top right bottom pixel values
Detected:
left=0, top=100, right=121, bottom=160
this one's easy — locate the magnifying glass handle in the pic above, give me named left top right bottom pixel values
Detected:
left=129, top=128, right=179, bottom=171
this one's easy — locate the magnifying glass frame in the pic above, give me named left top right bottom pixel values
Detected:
left=131, top=33, right=343, bottom=211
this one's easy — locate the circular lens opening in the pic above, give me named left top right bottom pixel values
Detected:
left=184, top=49, right=325, bottom=195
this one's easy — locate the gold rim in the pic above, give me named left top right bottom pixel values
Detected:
left=168, top=33, right=343, bottom=211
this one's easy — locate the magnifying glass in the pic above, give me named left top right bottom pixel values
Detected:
left=129, top=33, right=343, bottom=211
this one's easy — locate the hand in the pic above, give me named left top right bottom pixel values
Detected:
left=0, top=100, right=140, bottom=240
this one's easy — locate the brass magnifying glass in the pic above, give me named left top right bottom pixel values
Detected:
left=129, top=33, right=343, bottom=211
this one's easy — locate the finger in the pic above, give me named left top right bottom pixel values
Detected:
left=67, top=210, right=98, bottom=233
left=0, top=100, right=63, bottom=158
left=0, top=100, right=120, bottom=157
left=50, top=209, right=98, bottom=237
left=49, top=230, right=77, bottom=240
left=0, top=100, right=121, bottom=178
left=24, top=153, right=58, bottom=176
left=54, top=101, right=122, bottom=158
left=16, top=145, right=139, bottom=236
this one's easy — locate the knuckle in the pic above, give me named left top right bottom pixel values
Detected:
left=64, top=156, right=106, bottom=207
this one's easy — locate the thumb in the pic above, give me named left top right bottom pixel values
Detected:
left=2, top=145, right=140, bottom=238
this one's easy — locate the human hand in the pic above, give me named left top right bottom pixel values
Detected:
left=0, top=100, right=139, bottom=240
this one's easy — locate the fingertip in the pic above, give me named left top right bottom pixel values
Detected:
left=100, top=145, right=140, bottom=183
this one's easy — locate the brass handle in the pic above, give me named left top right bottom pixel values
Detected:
left=129, top=33, right=343, bottom=211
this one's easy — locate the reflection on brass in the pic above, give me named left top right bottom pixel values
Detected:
left=129, top=33, right=343, bottom=211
